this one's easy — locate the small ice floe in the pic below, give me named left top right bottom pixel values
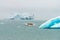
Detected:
left=39, top=16, right=60, bottom=29
left=25, top=22, right=35, bottom=26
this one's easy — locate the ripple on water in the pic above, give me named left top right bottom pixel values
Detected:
left=0, top=22, right=5, bottom=24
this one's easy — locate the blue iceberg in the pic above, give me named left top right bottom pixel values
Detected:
left=39, top=16, right=60, bottom=29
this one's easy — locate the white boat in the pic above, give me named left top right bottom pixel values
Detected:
left=25, top=22, right=35, bottom=26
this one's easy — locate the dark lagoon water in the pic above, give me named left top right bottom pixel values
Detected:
left=0, top=20, right=60, bottom=40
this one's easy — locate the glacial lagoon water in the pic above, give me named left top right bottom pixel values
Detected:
left=0, top=20, right=60, bottom=40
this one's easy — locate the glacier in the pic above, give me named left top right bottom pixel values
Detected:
left=39, top=16, right=60, bottom=29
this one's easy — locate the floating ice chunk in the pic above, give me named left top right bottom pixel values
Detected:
left=39, top=16, right=60, bottom=29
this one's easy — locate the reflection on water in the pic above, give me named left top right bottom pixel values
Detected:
left=0, top=20, right=60, bottom=40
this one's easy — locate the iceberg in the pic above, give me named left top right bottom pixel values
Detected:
left=39, top=16, right=60, bottom=29
left=51, top=23, right=60, bottom=29
left=9, top=14, right=34, bottom=20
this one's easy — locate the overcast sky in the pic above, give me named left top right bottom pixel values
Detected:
left=0, top=0, right=60, bottom=20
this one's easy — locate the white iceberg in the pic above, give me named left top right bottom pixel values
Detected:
left=9, top=13, right=34, bottom=20
left=39, top=16, right=60, bottom=29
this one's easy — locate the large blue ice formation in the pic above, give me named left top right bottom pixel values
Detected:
left=39, top=16, right=60, bottom=29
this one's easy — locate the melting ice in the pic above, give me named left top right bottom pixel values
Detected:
left=39, top=16, right=60, bottom=29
